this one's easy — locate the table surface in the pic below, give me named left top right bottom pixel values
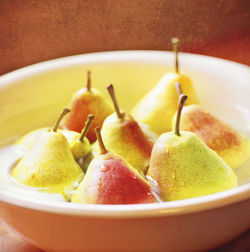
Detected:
left=0, top=220, right=249, bottom=252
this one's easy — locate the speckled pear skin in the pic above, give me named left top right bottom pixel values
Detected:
left=15, top=127, right=49, bottom=151
left=147, top=131, right=237, bottom=201
left=71, top=151, right=155, bottom=204
left=100, top=112, right=154, bottom=174
left=16, top=128, right=91, bottom=161
left=11, top=130, right=84, bottom=192
left=63, top=130, right=91, bottom=161
left=172, top=105, right=250, bottom=169
left=63, top=87, right=113, bottom=143
left=131, top=73, right=199, bottom=135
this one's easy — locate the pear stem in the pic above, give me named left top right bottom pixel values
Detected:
left=53, top=108, right=71, bottom=132
left=79, top=114, right=95, bottom=142
left=175, top=94, right=188, bottom=136
left=95, top=126, right=108, bottom=154
left=175, top=82, right=183, bottom=96
left=107, top=84, right=124, bottom=119
left=86, top=70, right=91, bottom=92
left=172, top=37, right=179, bottom=74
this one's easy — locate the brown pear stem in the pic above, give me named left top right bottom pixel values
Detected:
left=175, top=94, right=188, bottom=136
left=79, top=114, right=95, bottom=142
left=172, top=37, right=179, bottom=74
left=175, top=82, right=183, bottom=96
left=107, top=84, right=124, bottom=119
left=95, top=126, right=107, bottom=154
left=86, top=70, right=91, bottom=92
left=53, top=108, right=71, bottom=132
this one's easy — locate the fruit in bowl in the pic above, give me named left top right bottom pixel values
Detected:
left=0, top=49, right=249, bottom=252
left=72, top=126, right=156, bottom=204
left=132, top=38, right=199, bottom=134
left=62, top=70, right=114, bottom=143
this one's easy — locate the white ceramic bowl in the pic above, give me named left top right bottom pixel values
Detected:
left=0, top=51, right=249, bottom=252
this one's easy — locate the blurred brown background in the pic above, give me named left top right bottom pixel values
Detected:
left=0, top=0, right=249, bottom=75
left=0, top=1, right=249, bottom=251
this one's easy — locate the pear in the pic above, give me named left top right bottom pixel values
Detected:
left=71, top=127, right=156, bottom=204
left=171, top=104, right=250, bottom=169
left=68, top=114, right=94, bottom=161
left=62, top=70, right=113, bottom=143
left=11, top=108, right=84, bottom=193
left=147, top=95, right=237, bottom=201
left=15, top=115, right=95, bottom=162
left=99, top=84, right=154, bottom=174
left=132, top=38, right=199, bottom=135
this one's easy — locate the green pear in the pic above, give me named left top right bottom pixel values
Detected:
left=98, top=84, right=154, bottom=174
left=147, top=95, right=237, bottom=201
left=132, top=38, right=199, bottom=135
left=67, top=114, right=94, bottom=161
left=11, top=109, right=84, bottom=193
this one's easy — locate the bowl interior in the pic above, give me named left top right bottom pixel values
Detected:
left=0, top=51, right=249, bottom=216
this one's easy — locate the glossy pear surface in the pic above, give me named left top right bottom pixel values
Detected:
left=16, top=128, right=91, bottom=161
left=11, top=130, right=84, bottom=192
left=172, top=105, right=250, bottom=169
left=147, top=131, right=237, bottom=201
left=100, top=112, right=154, bottom=174
left=63, top=87, right=113, bottom=142
left=72, top=152, right=155, bottom=204
left=132, top=73, right=199, bottom=135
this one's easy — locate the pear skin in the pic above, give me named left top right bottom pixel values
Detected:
left=100, top=112, right=154, bottom=174
left=131, top=73, right=199, bottom=135
left=63, top=87, right=113, bottom=143
left=72, top=151, right=155, bottom=204
left=67, top=133, right=91, bottom=161
left=147, top=131, right=237, bottom=201
left=11, top=130, right=84, bottom=192
left=15, top=127, right=48, bottom=151
left=172, top=105, right=250, bottom=169
left=15, top=128, right=91, bottom=161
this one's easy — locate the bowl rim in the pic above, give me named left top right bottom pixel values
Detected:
left=0, top=183, right=249, bottom=218
left=0, top=50, right=249, bottom=86
left=0, top=50, right=249, bottom=218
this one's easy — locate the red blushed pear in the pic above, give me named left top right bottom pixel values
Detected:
left=171, top=104, right=250, bottom=169
left=99, top=84, right=154, bottom=174
left=71, top=127, right=156, bottom=204
left=148, top=95, right=237, bottom=201
left=172, top=84, right=250, bottom=169
left=62, top=71, right=113, bottom=143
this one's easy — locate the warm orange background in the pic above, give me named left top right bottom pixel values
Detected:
left=0, top=1, right=249, bottom=251
left=0, top=0, right=249, bottom=75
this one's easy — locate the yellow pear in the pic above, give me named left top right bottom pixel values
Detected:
left=11, top=109, right=84, bottom=192
left=171, top=104, right=250, bottom=169
left=147, top=95, right=237, bottom=201
left=98, top=84, right=154, bottom=174
left=15, top=127, right=48, bottom=151
left=15, top=115, right=95, bottom=162
left=132, top=38, right=199, bottom=135
left=68, top=114, right=94, bottom=161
